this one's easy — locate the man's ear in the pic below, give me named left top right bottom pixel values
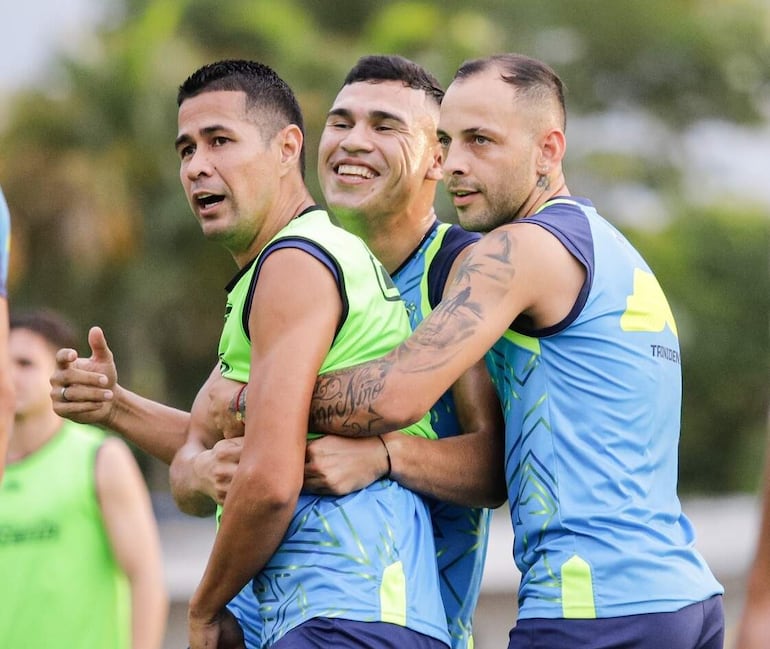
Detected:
left=538, top=127, right=566, bottom=171
left=278, top=124, right=304, bottom=174
left=426, top=140, right=443, bottom=182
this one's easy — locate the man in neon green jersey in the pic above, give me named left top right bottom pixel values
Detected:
left=53, top=59, right=450, bottom=649
left=212, top=55, right=506, bottom=649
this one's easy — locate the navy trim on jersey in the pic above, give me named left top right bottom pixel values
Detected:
left=222, top=205, right=326, bottom=294
left=510, top=198, right=594, bottom=338
left=242, top=237, right=346, bottom=340
left=427, top=223, right=481, bottom=309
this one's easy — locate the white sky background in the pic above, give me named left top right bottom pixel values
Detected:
left=2, top=1, right=769, bottom=214
left=0, top=0, right=105, bottom=93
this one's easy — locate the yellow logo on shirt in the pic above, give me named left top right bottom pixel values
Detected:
left=620, top=268, right=678, bottom=337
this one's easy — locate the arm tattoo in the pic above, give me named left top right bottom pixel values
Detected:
left=309, top=229, right=518, bottom=436
left=310, top=360, right=391, bottom=437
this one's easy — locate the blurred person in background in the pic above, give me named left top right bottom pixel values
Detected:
left=0, top=308, right=167, bottom=649
left=0, top=187, right=13, bottom=479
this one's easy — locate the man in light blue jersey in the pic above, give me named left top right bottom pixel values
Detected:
left=306, top=53, right=725, bottom=649
left=0, top=187, right=13, bottom=479
left=306, top=55, right=505, bottom=649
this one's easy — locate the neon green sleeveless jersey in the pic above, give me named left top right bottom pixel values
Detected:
left=0, top=421, right=130, bottom=648
left=218, top=207, right=435, bottom=440
left=216, top=207, right=448, bottom=646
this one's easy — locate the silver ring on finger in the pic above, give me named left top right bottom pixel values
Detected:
left=61, top=386, right=70, bottom=402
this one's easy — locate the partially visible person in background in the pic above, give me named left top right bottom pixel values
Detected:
left=0, top=187, right=13, bottom=479
left=734, top=412, right=770, bottom=649
left=0, top=308, right=167, bottom=649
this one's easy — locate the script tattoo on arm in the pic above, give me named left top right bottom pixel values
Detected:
left=310, top=359, right=392, bottom=437
left=309, top=229, right=518, bottom=436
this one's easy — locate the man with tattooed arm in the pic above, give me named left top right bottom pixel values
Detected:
left=307, top=53, right=725, bottom=649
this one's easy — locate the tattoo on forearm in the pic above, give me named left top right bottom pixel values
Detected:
left=309, top=229, right=518, bottom=435
left=401, top=230, right=516, bottom=370
left=311, top=361, right=390, bottom=436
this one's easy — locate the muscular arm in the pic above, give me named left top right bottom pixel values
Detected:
left=309, top=224, right=570, bottom=435
left=97, top=437, right=168, bottom=649
left=382, top=357, right=505, bottom=507
left=51, top=326, right=189, bottom=464
left=53, top=327, right=243, bottom=511
left=305, top=247, right=507, bottom=508
left=188, top=249, right=341, bottom=642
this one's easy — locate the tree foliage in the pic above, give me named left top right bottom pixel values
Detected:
left=2, top=0, right=768, bottom=492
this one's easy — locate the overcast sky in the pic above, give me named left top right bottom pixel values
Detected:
left=1, top=0, right=104, bottom=92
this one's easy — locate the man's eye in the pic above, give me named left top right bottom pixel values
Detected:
left=179, top=145, right=194, bottom=158
left=473, top=135, right=488, bottom=145
left=212, top=136, right=229, bottom=146
left=438, top=135, right=450, bottom=148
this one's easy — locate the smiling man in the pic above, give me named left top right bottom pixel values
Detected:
left=303, top=55, right=505, bottom=649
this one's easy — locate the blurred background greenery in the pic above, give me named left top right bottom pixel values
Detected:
left=2, top=0, right=768, bottom=494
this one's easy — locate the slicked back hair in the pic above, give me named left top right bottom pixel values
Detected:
left=342, top=54, right=444, bottom=108
left=178, top=59, right=307, bottom=177
left=455, top=53, right=566, bottom=131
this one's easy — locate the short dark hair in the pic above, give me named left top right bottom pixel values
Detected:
left=177, top=59, right=306, bottom=176
left=342, top=54, right=444, bottom=107
left=455, top=53, right=566, bottom=131
left=10, top=308, right=79, bottom=351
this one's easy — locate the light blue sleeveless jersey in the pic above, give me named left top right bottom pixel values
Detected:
left=219, top=208, right=449, bottom=648
left=485, top=198, right=723, bottom=619
left=392, top=221, right=490, bottom=649
left=0, top=188, right=10, bottom=297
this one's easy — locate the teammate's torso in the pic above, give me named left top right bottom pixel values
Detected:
left=0, top=422, right=129, bottom=648
left=485, top=198, right=722, bottom=618
left=393, top=221, right=492, bottom=649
